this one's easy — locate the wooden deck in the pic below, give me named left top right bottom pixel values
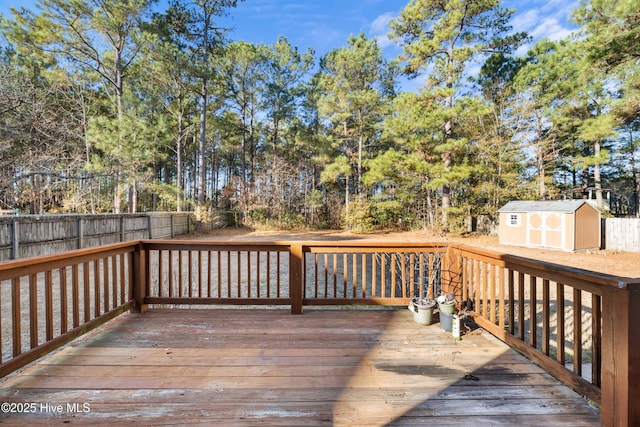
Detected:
left=0, top=308, right=600, bottom=426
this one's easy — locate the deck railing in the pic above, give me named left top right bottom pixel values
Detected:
left=446, top=244, right=640, bottom=427
left=0, top=239, right=638, bottom=426
left=0, top=242, right=138, bottom=377
left=142, top=241, right=448, bottom=310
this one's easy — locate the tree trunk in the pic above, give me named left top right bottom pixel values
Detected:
left=594, top=140, right=603, bottom=209
left=176, top=114, right=183, bottom=212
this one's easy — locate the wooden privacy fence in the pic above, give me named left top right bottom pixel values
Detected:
left=0, top=212, right=194, bottom=261
left=603, top=217, right=640, bottom=252
left=0, top=240, right=638, bottom=426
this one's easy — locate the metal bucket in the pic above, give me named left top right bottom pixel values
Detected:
left=409, top=298, right=436, bottom=325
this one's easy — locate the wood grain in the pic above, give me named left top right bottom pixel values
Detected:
left=0, top=308, right=600, bottom=425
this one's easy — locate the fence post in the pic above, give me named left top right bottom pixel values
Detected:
left=600, top=284, right=640, bottom=427
left=289, top=243, right=304, bottom=315
left=131, top=242, right=148, bottom=313
left=147, top=214, right=153, bottom=239
left=77, top=217, right=84, bottom=249
left=11, top=218, right=19, bottom=260
left=170, top=214, right=175, bottom=238
left=120, top=216, right=125, bottom=242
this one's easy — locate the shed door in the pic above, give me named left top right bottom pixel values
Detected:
left=527, top=212, right=564, bottom=249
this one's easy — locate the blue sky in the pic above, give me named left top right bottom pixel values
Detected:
left=1, top=0, right=580, bottom=88
left=218, top=0, right=579, bottom=57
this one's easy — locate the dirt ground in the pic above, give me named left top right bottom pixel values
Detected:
left=191, top=227, right=640, bottom=279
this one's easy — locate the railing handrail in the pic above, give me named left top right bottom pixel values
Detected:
left=450, top=243, right=640, bottom=291
left=0, top=241, right=138, bottom=276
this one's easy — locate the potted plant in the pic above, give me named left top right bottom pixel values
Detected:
left=436, top=293, right=456, bottom=331
left=408, top=297, right=436, bottom=325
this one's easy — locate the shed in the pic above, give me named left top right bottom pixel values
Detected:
left=498, top=200, right=601, bottom=252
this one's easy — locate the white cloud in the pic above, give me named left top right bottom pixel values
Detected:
left=369, top=12, right=397, bottom=50
left=530, top=18, right=574, bottom=41
left=512, top=9, right=541, bottom=32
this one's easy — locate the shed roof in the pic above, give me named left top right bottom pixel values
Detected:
left=498, top=200, right=594, bottom=213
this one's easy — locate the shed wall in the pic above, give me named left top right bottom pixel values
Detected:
left=574, top=204, right=600, bottom=250
left=498, top=212, right=527, bottom=245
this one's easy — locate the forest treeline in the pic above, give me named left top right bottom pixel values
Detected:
left=0, top=0, right=638, bottom=233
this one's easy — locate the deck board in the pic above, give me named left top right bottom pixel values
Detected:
left=0, top=308, right=600, bottom=425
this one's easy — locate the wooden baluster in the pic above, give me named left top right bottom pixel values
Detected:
left=12, top=277, right=21, bottom=357
left=362, top=253, right=367, bottom=298
left=591, top=293, right=601, bottom=387
left=508, top=269, right=515, bottom=335
left=333, top=253, right=338, bottom=298
left=168, top=251, right=174, bottom=298
left=373, top=253, right=378, bottom=299
left=542, top=279, right=550, bottom=356
left=247, top=251, right=251, bottom=299
left=83, top=262, right=90, bottom=322
left=120, top=253, right=126, bottom=305
left=60, top=267, right=68, bottom=333
left=208, top=251, right=213, bottom=298
left=45, top=270, right=53, bottom=341
left=236, top=251, right=241, bottom=298
left=391, top=253, right=396, bottom=299
left=276, top=251, right=281, bottom=298
left=198, top=250, right=203, bottom=298
left=489, top=264, right=496, bottom=324
left=381, top=253, right=387, bottom=298
left=517, top=272, right=525, bottom=341
left=530, top=275, right=537, bottom=349
left=474, top=260, right=481, bottom=316
left=267, top=251, right=271, bottom=298
left=72, top=264, right=79, bottom=328
left=111, top=255, right=118, bottom=308
left=343, top=253, right=348, bottom=298
left=178, top=251, right=184, bottom=297
left=94, top=260, right=101, bottom=317
left=314, top=253, right=319, bottom=299
left=188, top=250, right=194, bottom=298
left=556, top=282, right=565, bottom=365
left=256, top=251, right=262, bottom=298
left=401, top=253, right=407, bottom=299
left=482, top=263, right=488, bottom=319
left=103, top=257, right=110, bottom=313
left=158, top=250, right=164, bottom=298
left=498, top=267, right=505, bottom=329
left=29, top=274, right=38, bottom=348
left=352, top=253, right=357, bottom=299
left=324, top=253, right=329, bottom=298
left=573, top=288, right=582, bottom=376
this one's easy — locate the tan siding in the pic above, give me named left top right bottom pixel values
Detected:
left=575, top=204, right=600, bottom=250
left=564, top=214, right=575, bottom=250
left=499, top=212, right=527, bottom=245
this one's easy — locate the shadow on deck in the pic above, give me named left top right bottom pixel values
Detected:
left=0, top=308, right=600, bottom=426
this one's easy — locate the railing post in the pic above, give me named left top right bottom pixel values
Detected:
left=131, top=242, right=148, bottom=313
left=601, top=285, right=640, bottom=427
left=442, top=245, right=462, bottom=301
left=289, top=243, right=304, bottom=315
